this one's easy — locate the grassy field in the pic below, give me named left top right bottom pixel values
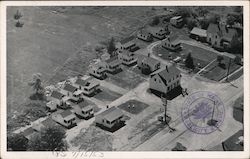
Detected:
left=7, top=6, right=160, bottom=131
left=117, top=100, right=149, bottom=115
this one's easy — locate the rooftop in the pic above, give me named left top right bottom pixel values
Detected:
left=207, top=23, right=237, bottom=41
left=190, top=27, right=207, bottom=37
left=51, top=91, right=64, bottom=100
left=64, top=84, right=77, bottom=93
left=106, top=57, right=121, bottom=66
left=98, top=107, right=124, bottom=122
left=60, top=110, right=73, bottom=118
left=139, top=55, right=160, bottom=67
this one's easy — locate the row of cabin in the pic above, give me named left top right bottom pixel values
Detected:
left=47, top=77, right=100, bottom=111
left=190, top=23, right=238, bottom=50
left=137, top=26, right=170, bottom=42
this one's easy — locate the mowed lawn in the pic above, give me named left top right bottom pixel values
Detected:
left=106, top=66, right=146, bottom=90
left=94, top=86, right=123, bottom=103
left=117, top=100, right=149, bottom=115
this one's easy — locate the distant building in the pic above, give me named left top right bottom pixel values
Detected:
left=190, top=27, right=207, bottom=42
left=206, top=23, right=238, bottom=50
left=74, top=101, right=94, bottom=119
left=52, top=110, right=77, bottom=129
left=100, top=57, right=122, bottom=74
left=162, top=35, right=182, bottom=51
left=95, top=107, right=125, bottom=131
left=137, top=54, right=161, bottom=74
left=147, top=26, right=168, bottom=40
left=89, top=63, right=107, bottom=80
left=170, top=16, right=183, bottom=28
left=116, top=36, right=138, bottom=51
left=118, top=50, right=137, bottom=66
left=74, top=77, right=100, bottom=96
left=149, top=65, right=181, bottom=95
left=137, top=29, right=153, bottom=42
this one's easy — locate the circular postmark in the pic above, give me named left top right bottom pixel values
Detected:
left=181, top=91, right=225, bottom=134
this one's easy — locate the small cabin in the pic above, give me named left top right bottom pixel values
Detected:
left=170, top=16, right=183, bottom=28
left=162, top=35, right=182, bottom=51
left=116, top=36, right=137, bottom=51
left=74, top=77, right=100, bottom=96
left=53, top=110, right=77, bottom=129
left=101, top=57, right=122, bottom=74
left=61, top=84, right=82, bottom=102
left=137, top=29, right=153, bottom=42
left=190, top=27, right=207, bottom=42
left=147, top=26, right=168, bottom=40
left=137, top=54, right=161, bottom=74
left=95, top=107, right=125, bottom=131
left=118, top=50, right=137, bottom=66
left=89, top=63, right=107, bottom=79
left=50, top=90, right=71, bottom=109
left=74, top=101, right=94, bottom=119
left=46, top=101, right=57, bottom=112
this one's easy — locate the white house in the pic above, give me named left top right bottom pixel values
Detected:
left=150, top=65, right=181, bottom=94
left=116, top=36, right=137, bottom=51
left=118, top=50, right=137, bottom=66
left=74, top=77, right=100, bottom=96
left=147, top=26, right=168, bottom=40
left=53, top=110, right=77, bottom=129
left=95, top=107, right=125, bottom=131
left=49, top=90, right=71, bottom=109
left=74, top=101, right=94, bottom=119
left=100, top=57, right=122, bottom=74
left=137, top=29, right=153, bottom=42
left=89, top=63, right=107, bottom=79
left=162, top=35, right=182, bottom=51
left=137, top=54, right=161, bottom=74
left=61, top=84, right=82, bottom=102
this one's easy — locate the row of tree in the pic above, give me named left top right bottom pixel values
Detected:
left=8, top=126, right=68, bottom=151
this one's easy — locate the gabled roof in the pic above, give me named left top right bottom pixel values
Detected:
left=82, top=105, right=94, bottom=111
left=60, top=110, right=73, bottom=118
left=152, top=66, right=180, bottom=85
left=147, top=26, right=166, bottom=34
left=190, top=27, right=207, bottom=37
left=98, top=107, right=123, bottom=122
left=51, top=91, right=64, bottom=100
left=139, top=55, right=160, bottom=67
left=163, top=35, right=181, bottom=45
left=63, top=84, right=77, bottom=93
left=138, top=29, right=151, bottom=36
left=78, top=101, right=90, bottom=108
left=75, top=78, right=87, bottom=86
left=207, top=23, right=237, bottom=42
left=120, top=36, right=135, bottom=45
left=106, top=57, right=121, bottom=66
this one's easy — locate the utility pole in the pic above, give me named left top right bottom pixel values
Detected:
left=226, top=58, right=232, bottom=81
left=161, top=95, right=167, bottom=124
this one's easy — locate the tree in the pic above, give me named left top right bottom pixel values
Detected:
left=28, top=73, right=44, bottom=96
left=208, top=13, right=220, bottom=24
left=7, top=133, right=28, bottom=151
left=199, top=18, right=210, bottom=29
left=185, top=52, right=195, bottom=70
left=107, top=37, right=116, bottom=56
left=186, top=18, right=197, bottom=30
left=196, top=7, right=209, bottom=17
left=226, top=15, right=237, bottom=26
left=150, top=16, right=160, bottom=26
left=234, top=6, right=242, bottom=13
left=28, top=126, right=68, bottom=151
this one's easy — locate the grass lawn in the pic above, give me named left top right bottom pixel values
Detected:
left=94, top=87, right=122, bottom=102
left=106, top=66, right=146, bottom=90
left=117, top=100, right=149, bottom=115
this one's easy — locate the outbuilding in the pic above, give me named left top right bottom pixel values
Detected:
left=74, top=101, right=94, bottom=119
left=52, top=110, right=77, bottom=129
left=190, top=27, right=207, bottom=42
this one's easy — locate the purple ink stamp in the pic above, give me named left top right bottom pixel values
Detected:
left=181, top=91, right=225, bottom=134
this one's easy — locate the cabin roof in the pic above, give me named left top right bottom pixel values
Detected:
left=60, top=110, right=73, bottom=118
left=98, top=107, right=123, bottom=122
left=63, top=84, right=77, bottom=93
left=51, top=91, right=64, bottom=100
left=190, top=27, right=207, bottom=37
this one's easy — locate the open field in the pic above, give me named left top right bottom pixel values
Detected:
left=7, top=6, right=161, bottom=131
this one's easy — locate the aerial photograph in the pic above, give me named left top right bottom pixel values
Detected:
left=6, top=6, right=243, bottom=152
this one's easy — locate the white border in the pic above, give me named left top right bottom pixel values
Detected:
left=1, top=1, right=249, bottom=159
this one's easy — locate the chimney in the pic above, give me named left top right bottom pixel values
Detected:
left=166, top=65, right=169, bottom=72
left=148, top=53, right=150, bottom=57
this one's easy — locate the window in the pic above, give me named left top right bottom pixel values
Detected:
left=215, top=35, right=217, bottom=39
left=154, top=78, right=156, bottom=82
left=64, top=120, right=67, bottom=123
left=167, top=86, right=170, bottom=91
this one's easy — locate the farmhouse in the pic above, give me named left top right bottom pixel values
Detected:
left=118, top=50, right=137, bottom=66
left=206, top=23, right=238, bottom=49
left=74, top=77, right=100, bottom=96
left=170, top=16, right=183, bottom=28
left=95, top=107, right=125, bottom=131
left=89, top=63, right=107, bottom=79
left=101, top=57, right=122, bottom=74
left=149, top=65, right=181, bottom=95
left=53, top=110, right=77, bottom=129
left=190, top=27, right=207, bottom=42
left=74, top=101, right=94, bottom=119
left=116, top=36, right=138, bottom=51
left=147, top=26, right=168, bottom=40
left=162, top=35, right=182, bottom=51
left=137, top=29, right=153, bottom=42
left=137, top=54, right=161, bottom=74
